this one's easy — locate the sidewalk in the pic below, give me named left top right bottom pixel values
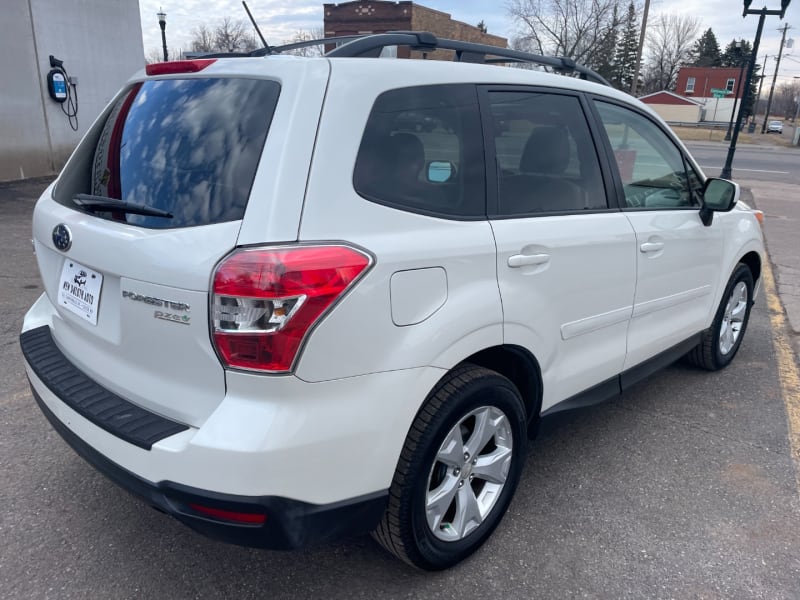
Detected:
left=740, top=179, right=800, bottom=359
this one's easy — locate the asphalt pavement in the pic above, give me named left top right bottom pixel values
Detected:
left=1, top=169, right=799, bottom=598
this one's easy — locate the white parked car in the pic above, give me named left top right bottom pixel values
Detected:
left=767, top=120, right=783, bottom=133
left=20, top=33, right=765, bottom=570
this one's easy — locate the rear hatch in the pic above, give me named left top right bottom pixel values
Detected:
left=31, top=59, right=328, bottom=426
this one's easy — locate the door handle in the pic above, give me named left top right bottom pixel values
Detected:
left=508, top=253, right=550, bottom=268
left=640, top=242, right=664, bottom=253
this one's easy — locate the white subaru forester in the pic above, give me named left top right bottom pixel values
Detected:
left=20, top=32, right=764, bottom=570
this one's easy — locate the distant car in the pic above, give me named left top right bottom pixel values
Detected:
left=767, top=120, right=783, bottom=134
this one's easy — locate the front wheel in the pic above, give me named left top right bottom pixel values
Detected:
left=372, top=364, right=527, bottom=570
left=686, top=263, right=754, bottom=371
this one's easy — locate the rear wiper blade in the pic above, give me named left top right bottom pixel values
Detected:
left=72, top=194, right=173, bottom=218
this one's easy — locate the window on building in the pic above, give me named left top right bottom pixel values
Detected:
left=726, top=78, right=735, bottom=92
left=685, top=77, right=696, bottom=93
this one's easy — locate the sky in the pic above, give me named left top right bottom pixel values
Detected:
left=138, top=0, right=800, bottom=83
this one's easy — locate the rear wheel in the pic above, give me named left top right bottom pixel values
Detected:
left=372, top=364, right=527, bottom=570
left=686, top=263, right=753, bottom=371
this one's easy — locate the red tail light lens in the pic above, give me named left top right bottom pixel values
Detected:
left=187, top=503, right=266, bottom=525
left=211, top=245, right=371, bottom=373
left=145, top=59, right=216, bottom=76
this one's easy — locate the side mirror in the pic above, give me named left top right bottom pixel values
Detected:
left=699, top=178, right=739, bottom=226
left=427, top=160, right=456, bottom=183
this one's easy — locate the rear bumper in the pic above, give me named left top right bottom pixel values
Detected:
left=30, top=382, right=387, bottom=549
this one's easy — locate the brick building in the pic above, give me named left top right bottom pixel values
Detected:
left=323, top=1, right=507, bottom=59
left=674, top=66, right=746, bottom=123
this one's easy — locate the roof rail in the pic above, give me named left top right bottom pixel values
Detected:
left=324, top=31, right=611, bottom=86
left=187, top=31, right=610, bottom=87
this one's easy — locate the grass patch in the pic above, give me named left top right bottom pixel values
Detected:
left=670, top=125, right=794, bottom=147
left=670, top=126, right=755, bottom=144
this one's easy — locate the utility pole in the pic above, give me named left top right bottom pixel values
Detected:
left=754, top=54, right=769, bottom=120
left=761, top=23, right=791, bottom=133
left=630, top=0, right=651, bottom=96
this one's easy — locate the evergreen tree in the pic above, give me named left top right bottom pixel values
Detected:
left=720, top=38, right=752, bottom=67
left=612, top=2, right=640, bottom=92
left=720, top=39, right=760, bottom=120
left=590, top=4, right=621, bottom=84
left=690, top=28, right=722, bottom=67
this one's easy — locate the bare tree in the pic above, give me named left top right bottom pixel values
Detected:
left=188, top=18, right=259, bottom=54
left=214, top=17, right=259, bottom=53
left=145, top=48, right=165, bottom=64
left=280, top=28, right=326, bottom=57
left=641, top=13, right=700, bottom=94
left=507, top=0, right=626, bottom=67
left=190, top=24, right=216, bottom=53
left=773, top=80, right=800, bottom=119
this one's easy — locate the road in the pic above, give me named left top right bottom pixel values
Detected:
left=686, top=141, right=800, bottom=185
left=1, top=178, right=799, bottom=599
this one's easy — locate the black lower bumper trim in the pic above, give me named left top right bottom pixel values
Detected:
left=20, top=326, right=187, bottom=449
left=29, top=384, right=388, bottom=550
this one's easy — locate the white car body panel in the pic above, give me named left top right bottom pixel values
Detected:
left=491, top=213, right=636, bottom=411
left=622, top=209, right=724, bottom=369
left=25, top=360, right=446, bottom=503
left=19, top=51, right=767, bottom=538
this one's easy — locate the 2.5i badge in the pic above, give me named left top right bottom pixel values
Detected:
left=58, top=260, right=103, bottom=325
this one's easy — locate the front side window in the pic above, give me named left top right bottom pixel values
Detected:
left=488, top=91, right=607, bottom=216
left=595, top=101, right=699, bottom=209
left=353, top=84, right=485, bottom=219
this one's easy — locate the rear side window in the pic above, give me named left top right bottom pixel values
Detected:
left=70, top=78, right=279, bottom=229
left=353, top=84, right=485, bottom=219
left=488, top=91, right=607, bottom=216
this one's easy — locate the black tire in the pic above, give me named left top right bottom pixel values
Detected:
left=372, top=364, right=527, bottom=570
left=686, top=263, right=754, bottom=371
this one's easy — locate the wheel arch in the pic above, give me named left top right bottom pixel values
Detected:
left=460, top=345, right=543, bottom=427
left=738, top=250, right=761, bottom=290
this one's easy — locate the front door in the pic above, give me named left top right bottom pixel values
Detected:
left=592, top=100, right=724, bottom=370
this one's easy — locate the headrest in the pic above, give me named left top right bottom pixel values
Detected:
left=519, top=126, right=571, bottom=175
left=387, top=132, right=425, bottom=166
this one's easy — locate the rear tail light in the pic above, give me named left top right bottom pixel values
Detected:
left=211, top=245, right=372, bottom=373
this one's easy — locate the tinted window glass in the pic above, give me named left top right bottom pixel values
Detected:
left=595, top=101, right=698, bottom=209
left=83, top=78, right=279, bottom=228
left=354, top=84, right=485, bottom=219
left=489, top=92, right=607, bottom=215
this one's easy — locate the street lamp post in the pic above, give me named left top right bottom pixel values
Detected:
left=720, top=0, right=791, bottom=179
left=724, top=41, right=747, bottom=141
left=157, top=9, right=168, bottom=62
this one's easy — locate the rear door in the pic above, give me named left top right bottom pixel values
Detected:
left=482, top=87, right=637, bottom=411
left=32, top=61, right=329, bottom=426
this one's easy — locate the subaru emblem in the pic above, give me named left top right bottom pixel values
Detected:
left=52, top=224, right=72, bottom=252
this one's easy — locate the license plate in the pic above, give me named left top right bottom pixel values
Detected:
left=57, top=260, right=103, bottom=325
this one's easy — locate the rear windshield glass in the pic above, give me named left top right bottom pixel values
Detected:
left=76, top=78, right=279, bottom=229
